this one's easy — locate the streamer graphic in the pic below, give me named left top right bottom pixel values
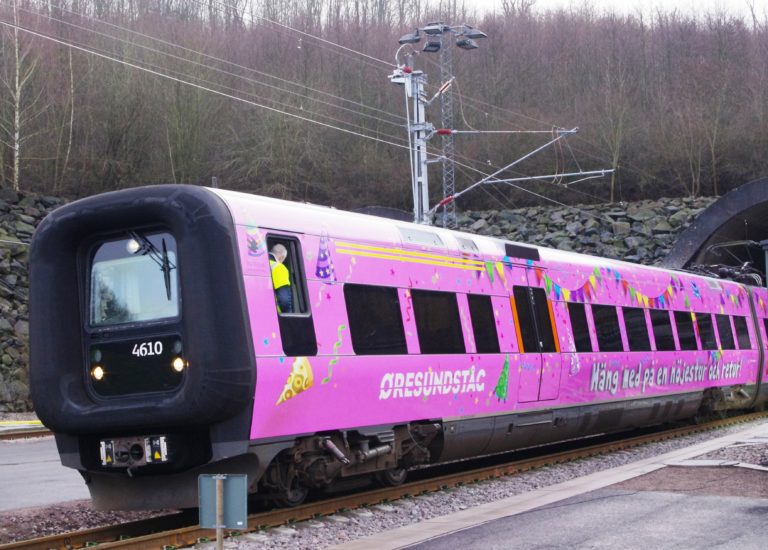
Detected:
left=323, top=324, right=347, bottom=384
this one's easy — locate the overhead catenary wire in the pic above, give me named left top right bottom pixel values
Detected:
left=170, top=1, right=637, bottom=204
left=9, top=18, right=410, bottom=147
left=415, top=53, right=614, bottom=204
left=7, top=15, right=589, bottom=211
left=201, top=0, right=393, bottom=67
left=205, top=0, right=626, bottom=196
left=0, top=19, right=413, bottom=153
left=452, top=85, right=659, bottom=192
left=451, top=156, right=617, bottom=222
left=434, top=129, right=580, bottom=209
left=24, top=3, right=405, bottom=128
left=8, top=5, right=616, bottom=214
left=419, top=51, right=657, bottom=191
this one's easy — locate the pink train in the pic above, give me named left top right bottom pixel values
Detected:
left=29, top=185, right=768, bottom=509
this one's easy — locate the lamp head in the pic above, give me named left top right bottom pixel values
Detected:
left=422, top=38, right=441, bottom=53
left=423, top=22, right=448, bottom=35
left=398, top=29, right=421, bottom=44
left=456, top=38, right=479, bottom=50
left=463, top=26, right=487, bottom=39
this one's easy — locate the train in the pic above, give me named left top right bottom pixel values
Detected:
left=29, top=184, right=768, bottom=509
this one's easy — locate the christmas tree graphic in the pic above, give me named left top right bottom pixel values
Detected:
left=315, top=232, right=336, bottom=283
left=494, top=354, right=510, bottom=402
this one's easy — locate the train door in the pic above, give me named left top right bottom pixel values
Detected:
left=511, top=276, right=561, bottom=402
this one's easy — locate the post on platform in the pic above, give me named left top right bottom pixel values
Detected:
left=199, top=473, right=248, bottom=549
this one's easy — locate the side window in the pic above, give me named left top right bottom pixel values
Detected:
left=267, top=235, right=316, bottom=356
left=592, top=305, right=623, bottom=352
left=650, top=309, right=676, bottom=351
left=763, top=318, right=768, bottom=349
left=567, top=302, right=593, bottom=353
left=696, top=313, right=717, bottom=349
left=467, top=294, right=500, bottom=354
left=733, top=316, right=752, bottom=350
left=344, top=284, right=407, bottom=355
left=412, top=290, right=465, bottom=354
left=512, top=286, right=556, bottom=353
left=716, top=314, right=736, bottom=350
left=531, top=287, right=557, bottom=353
left=512, top=286, right=538, bottom=353
left=267, top=236, right=308, bottom=314
left=674, top=311, right=698, bottom=351
left=623, top=307, right=651, bottom=352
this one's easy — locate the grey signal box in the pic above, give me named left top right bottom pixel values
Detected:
left=198, top=474, right=248, bottom=529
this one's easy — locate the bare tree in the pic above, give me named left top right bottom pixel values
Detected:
left=0, top=1, right=41, bottom=191
left=500, top=0, right=536, bottom=18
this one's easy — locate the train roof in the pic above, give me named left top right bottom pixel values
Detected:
left=211, top=187, right=742, bottom=292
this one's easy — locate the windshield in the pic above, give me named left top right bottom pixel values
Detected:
left=90, top=232, right=179, bottom=326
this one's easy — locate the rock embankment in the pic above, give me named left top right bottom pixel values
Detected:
left=0, top=189, right=65, bottom=411
left=457, top=196, right=715, bottom=265
left=0, top=192, right=714, bottom=411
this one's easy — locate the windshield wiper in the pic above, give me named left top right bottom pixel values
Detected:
left=128, top=231, right=176, bottom=300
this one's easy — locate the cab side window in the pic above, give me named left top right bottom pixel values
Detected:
left=266, top=235, right=316, bottom=356
left=267, top=236, right=309, bottom=314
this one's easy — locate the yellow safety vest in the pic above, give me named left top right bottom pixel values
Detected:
left=270, top=260, right=291, bottom=289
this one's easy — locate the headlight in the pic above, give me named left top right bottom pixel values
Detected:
left=91, top=365, right=105, bottom=381
left=171, top=357, right=186, bottom=373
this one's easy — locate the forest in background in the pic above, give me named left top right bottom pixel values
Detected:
left=0, top=0, right=767, bottom=211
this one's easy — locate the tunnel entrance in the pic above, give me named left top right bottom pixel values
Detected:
left=660, top=177, right=768, bottom=286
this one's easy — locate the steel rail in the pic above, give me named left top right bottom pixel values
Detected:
left=0, top=428, right=51, bottom=441
left=3, top=411, right=767, bottom=550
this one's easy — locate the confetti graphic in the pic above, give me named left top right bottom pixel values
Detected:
left=323, top=324, right=347, bottom=384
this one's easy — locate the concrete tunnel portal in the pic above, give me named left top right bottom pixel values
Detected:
left=661, top=177, right=768, bottom=286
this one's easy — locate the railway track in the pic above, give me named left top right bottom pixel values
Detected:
left=0, top=427, right=50, bottom=441
left=3, top=411, right=767, bottom=550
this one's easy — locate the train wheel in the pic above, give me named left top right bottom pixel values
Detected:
left=272, top=471, right=309, bottom=508
left=375, top=467, right=407, bottom=487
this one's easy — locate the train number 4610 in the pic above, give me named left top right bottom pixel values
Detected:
left=132, top=341, right=164, bottom=357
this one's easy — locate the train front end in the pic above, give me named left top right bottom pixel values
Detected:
left=29, top=185, right=256, bottom=509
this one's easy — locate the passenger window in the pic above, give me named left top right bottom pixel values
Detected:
left=592, top=305, right=623, bottom=352
left=696, top=313, right=717, bottom=350
left=567, top=302, right=592, bottom=353
left=344, top=284, right=407, bottom=355
left=763, top=318, right=768, bottom=349
left=512, top=286, right=538, bottom=353
left=467, top=294, right=500, bottom=354
left=716, top=314, right=736, bottom=350
left=650, top=309, right=675, bottom=351
left=623, top=307, right=651, bottom=352
left=512, top=286, right=557, bottom=353
left=733, top=316, right=752, bottom=350
left=674, top=311, right=698, bottom=351
left=267, top=235, right=316, bottom=356
left=531, top=287, right=557, bottom=353
left=412, top=290, right=465, bottom=354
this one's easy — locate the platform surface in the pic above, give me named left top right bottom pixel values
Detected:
left=410, top=485, right=768, bottom=549
left=0, top=436, right=90, bottom=511
left=330, top=422, right=768, bottom=550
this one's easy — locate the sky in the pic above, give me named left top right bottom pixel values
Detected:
left=481, top=0, right=765, bottom=21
